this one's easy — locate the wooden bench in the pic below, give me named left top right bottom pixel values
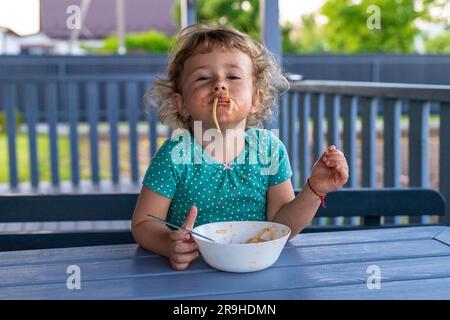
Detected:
left=0, top=188, right=446, bottom=251
left=0, top=193, right=137, bottom=251
left=307, top=188, right=446, bottom=233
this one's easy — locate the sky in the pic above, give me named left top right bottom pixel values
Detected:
left=0, top=0, right=325, bottom=36
left=279, top=0, right=326, bottom=25
left=0, top=0, right=40, bottom=35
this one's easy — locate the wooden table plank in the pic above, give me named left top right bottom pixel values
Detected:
left=434, top=228, right=450, bottom=246
left=1, top=227, right=449, bottom=300
left=2, top=237, right=450, bottom=287
left=189, top=277, right=450, bottom=300
left=2, top=254, right=450, bottom=300
left=1, top=237, right=450, bottom=299
left=0, top=226, right=443, bottom=267
left=0, top=244, right=151, bottom=267
left=288, top=226, right=445, bottom=247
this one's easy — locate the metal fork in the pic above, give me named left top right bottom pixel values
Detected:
left=147, top=214, right=215, bottom=242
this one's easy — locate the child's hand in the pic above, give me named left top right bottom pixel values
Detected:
left=309, top=145, right=349, bottom=195
left=168, top=205, right=200, bottom=271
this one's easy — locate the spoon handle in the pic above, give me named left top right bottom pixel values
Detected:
left=147, top=214, right=215, bottom=242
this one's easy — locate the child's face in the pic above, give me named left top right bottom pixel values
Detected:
left=173, top=45, right=261, bottom=130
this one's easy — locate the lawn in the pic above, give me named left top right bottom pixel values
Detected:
left=0, top=131, right=165, bottom=184
left=1, top=132, right=75, bottom=183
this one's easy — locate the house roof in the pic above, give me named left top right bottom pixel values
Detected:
left=40, top=0, right=178, bottom=39
left=0, top=26, right=22, bottom=37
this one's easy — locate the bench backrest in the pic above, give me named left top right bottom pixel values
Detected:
left=0, top=193, right=138, bottom=251
left=296, top=188, right=446, bottom=232
left=0, top=188, right=446, bottom=251
left=0, top=193, right=138, bottom=222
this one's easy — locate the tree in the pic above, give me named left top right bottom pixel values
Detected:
left=425, top=32, right=450, bottom=53
left=320, top=0, right=438, bottom=53
left=282, top=22, right=300, bottom=54
left=297, top=14, right=327, bottom=53
left=172, top=0, right=260, bottom=41
left=172, top=0, right=325, bottom=54
left=82, top=29, right=176, bottom=54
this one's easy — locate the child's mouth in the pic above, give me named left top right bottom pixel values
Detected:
left=209, top=96, right=229, bottom=103
left=216, top=99, right=230, bottom=105
left=210, top=92, right=240, bottom=132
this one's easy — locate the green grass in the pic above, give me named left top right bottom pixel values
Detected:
left=0, top=132, right=120, bottom=183
left=0, top=130, right=164, bottom=184
left=0, top=132, right=72, bottom=183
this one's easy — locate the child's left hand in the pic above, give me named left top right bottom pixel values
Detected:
left=309, top=145, right=349, bottom=195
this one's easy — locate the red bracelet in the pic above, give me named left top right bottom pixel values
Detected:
left=307, top=178, right=326, bottom=208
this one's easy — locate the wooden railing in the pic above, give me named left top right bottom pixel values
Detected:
left=280, top=80, right=450, bottom=226
left=1, top=68, right=449, bottom=227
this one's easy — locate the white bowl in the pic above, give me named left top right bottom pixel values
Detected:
left=192, top=221, right=291, bottom=273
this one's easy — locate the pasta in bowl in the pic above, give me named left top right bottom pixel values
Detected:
left=192, top=221, right=291, bottom=272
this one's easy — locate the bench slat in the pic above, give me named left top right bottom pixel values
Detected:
left=0, top=193, right=138, bottom=222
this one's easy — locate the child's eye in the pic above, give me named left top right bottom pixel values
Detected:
left=228, top=75, right=240, bottom=80
left=196, top=76, right=210, bottom=81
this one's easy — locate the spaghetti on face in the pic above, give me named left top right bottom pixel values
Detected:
left=211, top=90, right=239, bottom=132
left=245, top=226, right=275, bottom=243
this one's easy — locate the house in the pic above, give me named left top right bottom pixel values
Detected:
left=40, top=0, right=178, bottom=39
left=0, top=0, right=178, bottom=55
left=0, top=27, right=24, bottom=54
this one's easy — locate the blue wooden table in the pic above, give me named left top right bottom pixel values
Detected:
left=1, top=226, right=449, bottom=300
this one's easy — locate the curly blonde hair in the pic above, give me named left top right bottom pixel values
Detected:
left=145, top=23, right=290, bottom=130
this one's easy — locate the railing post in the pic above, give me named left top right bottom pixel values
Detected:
left=279, top=94, right=289, bottom=145
left=409, top=100, right=430, bottom=224
left=126, top=82, right=139, bottom=184
left=342, top=96, right=357, bottom=188
left=86, top=82, right=100, bottom=185
left=107, top=82, right=120, bottom=184
left=342, top=95, right=358, bottom=226
left=24, top=83, right=39, bottom=189
left=67, top=82, right=80, bottom=187
left=361, top=97, right=380, bottom=226
left=181, top=0, right=197, bottom=29
left=440, top=102, right=450, bottom=226
left=313, top=94, right=325, bottom=160
left=383, top=98, right=403, bottom=225
left=327, top=94, right=341, bottom=149
left=289, top=92, right=299, bottom=188
left=313, top=93, right=326, bottom=226
left=409, top=101, right=430, bottom=188
left=384, top=99, right=402, bottom=188
left=361, top=97, right=378, bottom=189
left=45, top=83, right=60, bottom=187
left=260, top=0, right=281, bottom=130
left=4, top=84, right=18, bottom=189
left=147, top=82, right=158, bottom=158
left=299, top=93, right=311, bottom=186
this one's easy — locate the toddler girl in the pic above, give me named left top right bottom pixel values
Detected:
left=132, top=24, right=349, bottom=270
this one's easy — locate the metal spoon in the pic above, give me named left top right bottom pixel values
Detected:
left=147, top=214, right=215, bottom=242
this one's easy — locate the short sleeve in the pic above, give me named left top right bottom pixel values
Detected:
left=142, top=140, right=180, bottom=199
left=265, top=132, right=293, bottom=187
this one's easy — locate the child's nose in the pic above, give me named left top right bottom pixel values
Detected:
left=212, top=84, right=227, bottom=92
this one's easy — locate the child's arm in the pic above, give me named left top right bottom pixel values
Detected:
left=267, top=145, right=349, bottom=239
left=131, top=186, right=199, bottom=270
left=266, top=179, right=321, bottom=239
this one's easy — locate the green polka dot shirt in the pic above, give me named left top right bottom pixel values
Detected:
left=142, top=127, right=293, bottom=228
